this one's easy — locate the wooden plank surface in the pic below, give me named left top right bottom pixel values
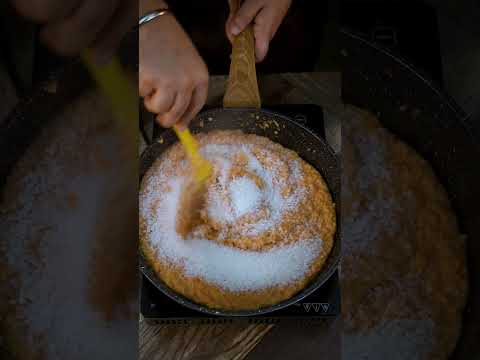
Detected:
left=139, top=72, right=342, bottom=360
left=139, top=318, right=272, bottom=360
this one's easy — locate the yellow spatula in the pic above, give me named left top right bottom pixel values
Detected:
left=173, top=126, right=213, bottom=238
left=173, top=126, right=212, bottom=182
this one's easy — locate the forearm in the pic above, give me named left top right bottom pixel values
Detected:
left=140, top=0, right=168, bottom=15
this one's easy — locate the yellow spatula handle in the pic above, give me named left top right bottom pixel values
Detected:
left=173, top=126, right=200, bottom=160
left=173, top=126, right=212, bottom=182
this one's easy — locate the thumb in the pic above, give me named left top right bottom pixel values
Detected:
left=228, top=0, right=263, bottom=37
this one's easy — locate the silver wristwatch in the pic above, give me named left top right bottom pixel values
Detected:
left=139, top=8, right=171, bottom=27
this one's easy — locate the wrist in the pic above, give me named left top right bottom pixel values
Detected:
left=140, top=0, right=168, bottom=16
left=139, top=6, right=177, bottom=43
left=139, top=0, right=173, bottom=33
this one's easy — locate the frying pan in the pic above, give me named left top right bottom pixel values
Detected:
left=341, top=29, right=480, bottom=359
left=139, top=20, right=341, bottom=316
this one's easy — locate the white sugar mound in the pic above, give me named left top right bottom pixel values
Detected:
left=141, top=179, right=322, bottom=291
left=140, top=142, right=323, bottom=291
left=229, top=176, right=262, bottom=217
left=202, top=144, right=304, bottom=235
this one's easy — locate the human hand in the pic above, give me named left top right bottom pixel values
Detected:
left=11, top=0, right=136, bottom=63
left=226, top=0, right=292, bottom=63
left=139, top=13, right=209, bottom=129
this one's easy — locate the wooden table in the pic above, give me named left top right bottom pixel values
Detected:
left=139, top=72, right=343, bottom=360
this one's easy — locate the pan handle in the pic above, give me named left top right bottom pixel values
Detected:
left=223, top=0, right=261, bottom=109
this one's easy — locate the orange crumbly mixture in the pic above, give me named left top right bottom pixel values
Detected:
left=140, top=130, right=336, bottom=310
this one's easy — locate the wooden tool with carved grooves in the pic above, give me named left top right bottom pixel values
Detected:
left=224, top=0, right=261, bottom=109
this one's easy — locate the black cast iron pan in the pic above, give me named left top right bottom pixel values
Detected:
left=139, top=106, right=341, bottom=317
left=341, top=29, right=480, bottom=359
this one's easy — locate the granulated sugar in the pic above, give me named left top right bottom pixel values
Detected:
left=140, top=140, right=322, bottom=292
left=229, top=176, right=262, bottom=217
left=200, top=144, right=304, bottom=236
left=141, top=178, right=322, bottom=291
